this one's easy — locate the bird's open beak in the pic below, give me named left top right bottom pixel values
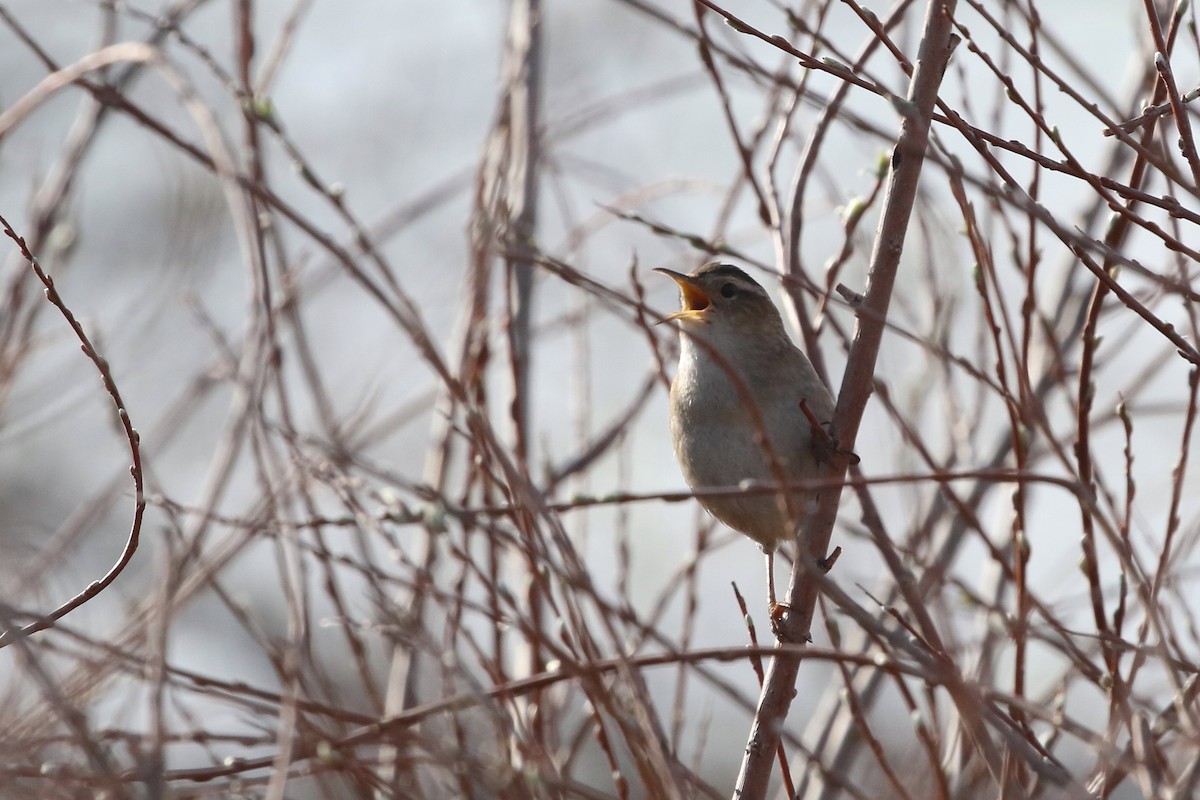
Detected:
left=653, top=268, right=711, bottom=323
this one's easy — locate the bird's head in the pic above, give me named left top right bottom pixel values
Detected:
left=654, top=262, right=785, bottom=338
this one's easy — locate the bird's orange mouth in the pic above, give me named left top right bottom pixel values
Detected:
left=653, top=268, right=711, bottom=322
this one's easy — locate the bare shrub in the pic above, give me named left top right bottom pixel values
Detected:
left=1, top=1, right=1197, bottom=798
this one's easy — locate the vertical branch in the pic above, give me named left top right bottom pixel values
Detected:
left=782, top=0, right=916, bottom=378
left=1143, top=0, right=1200, bottom=187
left=692, top=1, right=771, bottom=227
left=1010, top=0, right=1045, bottom=738
left=733, top=2, right=959, bottom=797
left=497, top=0, right=550, bottom=767
left=1073, top=16, right=1187, bottom=780
left=504, top=0, right=541, bottom=473
left=501, top=0, right=544, bottom=697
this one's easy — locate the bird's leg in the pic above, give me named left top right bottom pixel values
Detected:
left=765, top=546, right=791, bottom=622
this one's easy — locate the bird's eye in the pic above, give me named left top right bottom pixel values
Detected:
left=720, top=283, right=737, bottom=299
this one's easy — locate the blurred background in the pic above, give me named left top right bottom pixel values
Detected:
left=1, top=1, right=1198, bottom=798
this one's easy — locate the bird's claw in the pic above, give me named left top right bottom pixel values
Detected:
left=799, top=400, right=859, bottom=467
left=768, top=601, right=789, bottom=639
left=769, top=604, right=814, bottom=643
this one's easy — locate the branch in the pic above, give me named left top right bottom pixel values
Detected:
left=0, top=214, right=146, bottom=649
left=733, top=1, right=960, bottom=796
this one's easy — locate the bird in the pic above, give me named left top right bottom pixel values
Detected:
left=655, top=262, right=838, bottom=613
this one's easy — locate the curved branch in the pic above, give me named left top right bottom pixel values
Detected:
left=0, top=216, right=145, bottom=649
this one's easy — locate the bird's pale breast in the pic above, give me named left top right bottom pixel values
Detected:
left=668, top=335, right=828, bottom=547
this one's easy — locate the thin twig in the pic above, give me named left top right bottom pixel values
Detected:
left=0, top=216, right=145, bottom=649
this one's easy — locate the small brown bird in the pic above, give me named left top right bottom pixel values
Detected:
left=655, top=262, right=836, bottom=610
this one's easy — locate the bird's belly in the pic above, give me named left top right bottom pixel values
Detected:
left=672, top=416, right=811, bottom=547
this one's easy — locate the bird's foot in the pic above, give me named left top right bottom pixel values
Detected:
left=767, top=548, right=841, bottom=641
left=768, top=601, right=789, bottom=640
left=799, top=400, right=860, bottom=467
left=769, top=603, right=814, bottom=643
